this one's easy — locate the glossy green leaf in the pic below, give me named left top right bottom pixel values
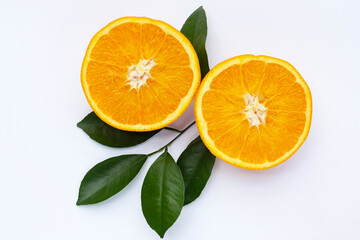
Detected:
left=177, top=136, right=215, bottom=205
left=181, top=6, right=209, bottom=79
left=141, top=151, right=185, bottom=238
left=77, top=112, right=160, bottom=147
left=77, top=154, right=147, bottom=205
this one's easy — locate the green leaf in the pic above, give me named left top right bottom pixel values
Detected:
left=177, top=136, right=215, bottom=205
left=77, top=154, right=147, bottom=205
left=181, top=6, right=209, bottom=79
left=141, top=151, right=185, bottom=238
left=77, top=112, right=160, bottom=147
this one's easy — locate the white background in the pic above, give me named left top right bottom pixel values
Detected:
left=1, top=0, right=360, bottom=239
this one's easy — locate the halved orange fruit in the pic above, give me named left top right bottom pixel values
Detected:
left=81, top=17, right=200, bottom=131
left=195, top=55, right=312, bottom=170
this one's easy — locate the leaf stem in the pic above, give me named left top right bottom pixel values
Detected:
left=164, top=126, right=182, bottom=133
left=147, top=147, right=165, bottom=157
left=148, top=121, right=196, bottom=157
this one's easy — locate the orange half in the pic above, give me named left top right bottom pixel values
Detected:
left=195, top=55, right=312, bottom=170
left=81, top=17, right=201, bottom=131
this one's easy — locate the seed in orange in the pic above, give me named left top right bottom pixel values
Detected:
left=195, top=55, right=312, bottom=170
left=81, top=17, right=201, bottom=131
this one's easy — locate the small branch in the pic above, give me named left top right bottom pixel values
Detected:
left=165, top=121, right=195, bottom=147
left=164, top=126, right=182, bottom=133
left=147, top=121, right=196, bottom=157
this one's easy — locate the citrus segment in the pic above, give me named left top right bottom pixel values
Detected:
left=108, top=23, right=142, bottom=64
left=86, top=61, right=127, bottom=87
left=209, top=65, right=246, bottom=96
left=266, top=82, right=308, bottom=112
left=195, top=55, right=312, bottom=170
left=240, top=126, right=266, bottom=164
left=81, top=17, right=200, bottom=131
left=241, top=60, right=267, bottom=94
left=156, top=35, right=191, bottom=66
left=150, top=65, right=194, bottom=99
left=210, top=120, right=250, bottom=159
left=89, top=35, right=131, bottom=66
left=140, top=24, right=166, bottom=60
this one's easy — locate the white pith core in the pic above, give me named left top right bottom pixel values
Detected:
left=127, top=59, right=156, bottom=90
left=242, top=93, right=267, bottom=127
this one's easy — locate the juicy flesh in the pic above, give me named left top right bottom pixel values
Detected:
left=202, top=61, right=307, bottom=164
left=86, top=22, right=193, bottom=125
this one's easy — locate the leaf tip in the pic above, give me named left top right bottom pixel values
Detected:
left=156, top=230, right=165, bottom=239
left=76, top=197, right=92, bottom=206
left=76, top=119, right=85, bottom=129
left=76, top=192, right=89, bottom=206
left=76, top=199, right=83, bottom=206
left=196, top=5, right=205, bottom=12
